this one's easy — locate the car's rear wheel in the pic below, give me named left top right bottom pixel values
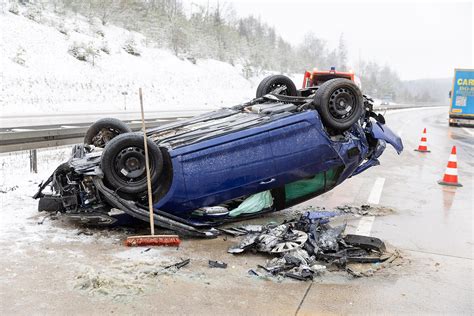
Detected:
left=101, top=133, right=163, bottom=196
left=256, top=75, right=298, bottom=98
left=313, top=78, right=364, bottom=132
left=84, top=118, right=132, bottom=148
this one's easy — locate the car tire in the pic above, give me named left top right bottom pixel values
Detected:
left=256, top=75, right=298, bottom=98
left=101, top=133, right=163, bottom=196
left=84, top=118, right=132, bottom=148
left=313, top=78, right=364, bottom=132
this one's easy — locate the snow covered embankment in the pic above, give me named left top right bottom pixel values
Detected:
left=0, top=8, right=267, bottom=115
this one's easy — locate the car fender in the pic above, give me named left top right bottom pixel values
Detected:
left=370, top=120, right=403, bottom=154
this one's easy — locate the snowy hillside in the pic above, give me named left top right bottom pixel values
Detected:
left=0, top=6, right=300, bottom=115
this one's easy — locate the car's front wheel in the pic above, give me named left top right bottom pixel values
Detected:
left=100, top=133, right=163, bottom=197
left=313, top=78, right=364, bottom=132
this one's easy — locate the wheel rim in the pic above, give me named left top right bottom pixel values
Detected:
left=267, top=83, right=289, bottom=95
left=328, top=87, right=357, bottom=122
left=113, top=146, right=148, bottom=183
left=92, top=128, right=121, bottom=147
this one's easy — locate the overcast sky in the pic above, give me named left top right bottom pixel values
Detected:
left=191, top=0, right=473, bottom=80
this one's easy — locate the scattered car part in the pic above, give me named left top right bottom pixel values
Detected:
left=83, top=118, right=132, bottom=148
left=271, top=230, right=308, bottom=253
left=284, top=266, right=315, bottom=281
left=343, top=234, right=386, bottom=252
left=219, top=224, right=264, bottom=237
left=164, top=258, right=190, bottom=270
left=228, top=234, right=259, bottom=254
left=228, top=212, right=391, bottom=281
left=208, top=260, right=228, bottom=269
left=317, top=224, right=346, bottom=252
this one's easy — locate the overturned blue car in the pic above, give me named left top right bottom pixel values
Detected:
left=34, top=75, right=403, bottom=237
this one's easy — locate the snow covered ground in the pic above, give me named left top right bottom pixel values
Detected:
left=0, top=3, right=304, bottom=270
left=0, top=6, right=302, bottom=116
left=0, top=4, right=304, bottom=259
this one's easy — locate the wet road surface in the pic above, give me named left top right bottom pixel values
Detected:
left=0, top=106, right=472, bottom=315
left=297, top=106, right=473, bottom=314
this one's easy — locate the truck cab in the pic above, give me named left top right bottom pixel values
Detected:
left=302, top=67, right=358, bottom=88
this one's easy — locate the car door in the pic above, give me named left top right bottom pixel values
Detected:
left=268, top=111, right=340, bottom=185
left=180, top=131, right=276, bottom=208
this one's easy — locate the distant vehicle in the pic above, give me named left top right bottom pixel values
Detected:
left=381, top=95, right=392, bottom=106
left=34, top=74, right=402, bottom=236
left=302, top=67, right=360, bottom=88
left=449, top=68, right=474, bottom=127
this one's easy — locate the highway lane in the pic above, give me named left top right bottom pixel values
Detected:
left=298, top=106, right=473, bottom=313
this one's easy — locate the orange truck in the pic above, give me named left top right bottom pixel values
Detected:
left=302, top=67, right=356, bottom=88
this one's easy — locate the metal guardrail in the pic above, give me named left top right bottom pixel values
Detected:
left=0, top=119, right=184, bottom=153
left=1, top=105, right=446, bottom=154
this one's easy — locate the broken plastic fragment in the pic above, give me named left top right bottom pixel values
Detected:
left=208, top=260, right=228, bottom=269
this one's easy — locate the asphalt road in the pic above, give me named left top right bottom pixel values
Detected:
left=0, top=106, right=472, bottom=315
left=296, top=106, right=473, bottom=314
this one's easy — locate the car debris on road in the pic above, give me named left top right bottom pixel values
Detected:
left=163, top=258, right=191, bottom=270
left=226, top=211, right=395, bottom=281
left=208, top=260, right=228, bottom=269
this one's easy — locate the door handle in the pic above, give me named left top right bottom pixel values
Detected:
left=260, top=178, right=275, bottom=185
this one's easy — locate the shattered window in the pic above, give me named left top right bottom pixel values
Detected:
left=285, top=172, right=325, bottom=202
left=285, top=166, right=344, bottom=203
left=325, top=165, right=344, bottom=189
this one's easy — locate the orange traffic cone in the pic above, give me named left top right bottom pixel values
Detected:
left=414, top=128, right=430, bottom=152
left=438, top=146, right=462, bottom=187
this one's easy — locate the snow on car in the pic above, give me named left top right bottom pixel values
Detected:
left=34, top=75, right=403, bottom=237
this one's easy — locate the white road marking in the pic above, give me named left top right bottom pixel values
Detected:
left=367, top=177, right=385, bottom=205
left=462, top=127, right=474, bottom=137
left=355, top=216, right=375, bottom=236
left=355, top=177, right=385, bottom=237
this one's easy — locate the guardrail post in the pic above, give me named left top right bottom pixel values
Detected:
left=29, top=149, right=37, bottom=173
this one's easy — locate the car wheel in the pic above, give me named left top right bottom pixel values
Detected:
left=101, top=133, right=163, bottom=196
left=84, top=118, right=132, bottom=148
left=256, top=75, right=298, bottom=98
left=313, top=78, right=364, bottom=132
